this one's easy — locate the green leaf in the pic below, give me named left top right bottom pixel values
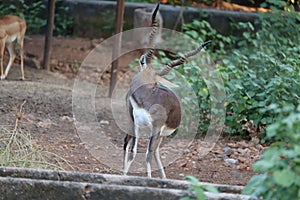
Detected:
left=253, top=160, right=274, bottom=172
left=185, top=176, right=200, bottom=184
left=245, top=91, right=255, bottom=98
left=186, top=30, right=199, bottom=39
left=273, top=169, right=295, bottom=187
left=243, top=174, right=267, bottom=195
left=203, top=185, right=219, bottom=193
left=193, top=186, right=206, bottom=200
left=294, top=146, right=300, bottom=155
left=198, top=88, right=209, bottom=98
left=180, top=197, right=191, bottom=200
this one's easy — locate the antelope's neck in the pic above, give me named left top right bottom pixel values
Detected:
left=130, top=68, right=156, bottom=92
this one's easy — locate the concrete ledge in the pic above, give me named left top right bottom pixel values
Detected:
left=0, top=167, right=253, bottom=200
left=0, top=177, right=192, bottom=200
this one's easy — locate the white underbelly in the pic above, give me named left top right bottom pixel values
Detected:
left=160, top=125, right=176, bottom=137
left=6, top=34, right=18, bottom=43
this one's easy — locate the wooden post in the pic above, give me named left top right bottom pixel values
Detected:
left=43, top=0, right=56, bottom=71
left=109, top=0, right=125, bottom=97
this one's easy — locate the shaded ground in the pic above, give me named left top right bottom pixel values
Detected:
left=0, top=35, right=263, bottom=186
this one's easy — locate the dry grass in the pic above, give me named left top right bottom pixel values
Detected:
left=0, top=101, right=73, bottom=170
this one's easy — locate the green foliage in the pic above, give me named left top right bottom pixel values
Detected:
left=262, top=0, right=300, bottom=11
left=181, top=176, right=219, bottom=200
left=224, top=6, right=300, bottom=134
left=54, top=1, right=74, bottom=36
left=243, top=107, right=300, bottom=199
left=183, top=18, right=233, bottom=60
left=182, top=4, right=300, bottom=135
left=98, top=9, right=116, bottom=35
left=174, top=60, right=212, bottom=135
left=0, top=0, right=73, bottom=35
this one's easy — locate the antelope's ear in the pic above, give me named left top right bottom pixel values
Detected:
left=139, top=55, right=147, bottom=70
left=156, top=75, right=179, bottom=88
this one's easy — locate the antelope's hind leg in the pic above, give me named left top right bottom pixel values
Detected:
left=17, top=30, right=25, bottom=80
left=0, top=36, right=6, bottom=80
left=123, top=129, right=140, bottom=175
left=146, top=132, right=164, bottom=178
left=123, top=134, right=132, bottom=175
left=154, top=137, right=165, bottom=178
left=3, top=41, right=16, bottom=79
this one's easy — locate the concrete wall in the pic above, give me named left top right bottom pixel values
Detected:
left=63, top=0, right=259, bottom=38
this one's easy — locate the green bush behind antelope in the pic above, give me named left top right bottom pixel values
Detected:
left=0, top=0, right=73, bottom=36
left=243, top=106, right=300, bottom=199
left=179, top=1, right=300, bottom=199
left=179, top=0, right=300, bottom=136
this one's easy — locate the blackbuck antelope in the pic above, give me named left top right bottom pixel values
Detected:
left=0, top=15, right=26, bottom=80
left=123, top=4, right=211, bottom=178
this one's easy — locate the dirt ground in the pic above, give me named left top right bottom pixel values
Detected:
left=0, top=35, right=263, bottom=186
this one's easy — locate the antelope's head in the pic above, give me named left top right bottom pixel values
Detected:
left=138, top=4, right=211, bottom=78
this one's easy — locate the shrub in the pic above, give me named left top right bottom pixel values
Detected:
left=181, top=176, right=219, bottom=200
left=182, top=1, right=300, bottom=135
left=243, top=106, right=300, bottom=199
left=0, top=0, right=73, bottom=35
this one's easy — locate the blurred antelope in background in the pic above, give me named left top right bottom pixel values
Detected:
left=123, top=4, right=211, bottom=178
left=0, top=15, right=26, bottom=80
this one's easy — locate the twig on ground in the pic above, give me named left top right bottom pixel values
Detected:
left=6, top=100, right=26, bottom=152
